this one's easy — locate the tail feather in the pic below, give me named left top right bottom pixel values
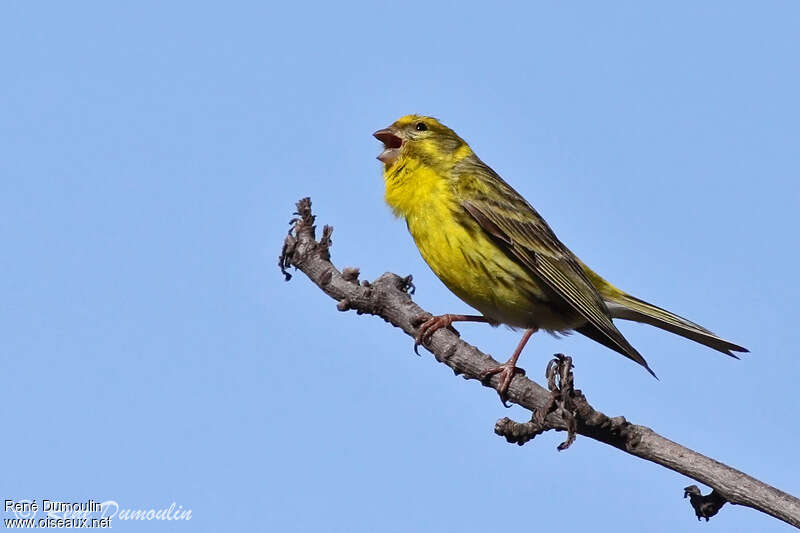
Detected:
left=575, top=324, right=659, bottom=379
left=605, top=293, right=748, bottom=357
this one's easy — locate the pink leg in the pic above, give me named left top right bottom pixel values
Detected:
left=414, top=314, right=490, bottom=354
left=481, top=328, right=537, bottom=407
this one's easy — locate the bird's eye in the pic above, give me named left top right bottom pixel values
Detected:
left=415, top=122, right=427, bottom=131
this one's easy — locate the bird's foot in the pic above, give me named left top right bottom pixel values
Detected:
left=480, top=362, right=526, bottom=407
left=413, top=314, right=460, bottom=355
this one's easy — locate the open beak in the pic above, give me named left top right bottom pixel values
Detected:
left=373, top=128, right=403, bottom=165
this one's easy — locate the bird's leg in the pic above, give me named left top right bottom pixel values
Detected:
left=480, top=328, right=537, bottom=407
left=414, top=314, right=490, bottom=354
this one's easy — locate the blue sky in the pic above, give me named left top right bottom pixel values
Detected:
left=2, top=2, right=798, bottom=531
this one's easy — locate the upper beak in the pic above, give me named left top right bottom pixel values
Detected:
left=373, top=127, right=403, bottom=165
left=373, top=128, right=402, bottom=149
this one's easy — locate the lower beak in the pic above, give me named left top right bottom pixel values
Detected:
left=373, top=128, right=403, bottom=165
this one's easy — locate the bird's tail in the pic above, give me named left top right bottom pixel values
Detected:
left=604, top=292, right=748, bottom=357
left=578, top=260, right=748, bottom=357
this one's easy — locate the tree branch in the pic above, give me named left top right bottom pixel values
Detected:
left=279, top=197, right=800, bottom=529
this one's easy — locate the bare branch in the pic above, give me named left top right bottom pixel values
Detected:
left=279, top=197, right=800, bottom=529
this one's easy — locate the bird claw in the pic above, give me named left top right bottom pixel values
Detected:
left=480, top=362, right=526, bottom=407
left=413, top=314, right=459, bottom=355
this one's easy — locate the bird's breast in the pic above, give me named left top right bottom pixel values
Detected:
left=404, top=199, right=579, bottom=331
left=383, top=160, right=580, bottom=331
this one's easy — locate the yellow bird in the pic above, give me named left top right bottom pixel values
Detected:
left=374, top=114, right=747, bottom=404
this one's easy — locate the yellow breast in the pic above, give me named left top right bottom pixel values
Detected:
left=383, top=162, right=574, bottom=331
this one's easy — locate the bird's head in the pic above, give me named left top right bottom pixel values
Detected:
left=373, top=115, right=470, bottom=169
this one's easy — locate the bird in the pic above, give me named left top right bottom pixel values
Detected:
left=373, top=114, right=747, bottom=405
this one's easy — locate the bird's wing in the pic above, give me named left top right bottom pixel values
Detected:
left=456, top=157, right=655, bottom=376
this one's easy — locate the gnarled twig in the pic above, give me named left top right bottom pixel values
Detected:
left=279, top=197, right=800, bottom=529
